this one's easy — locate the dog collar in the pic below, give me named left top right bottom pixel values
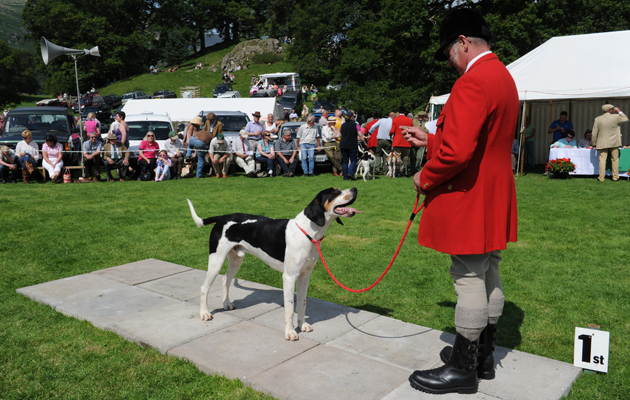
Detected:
left=295, top=223, right=324, bottom=244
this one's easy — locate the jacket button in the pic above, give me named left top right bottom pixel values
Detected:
left=447, top=184, right=452, bottom=190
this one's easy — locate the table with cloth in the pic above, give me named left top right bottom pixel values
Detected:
left=548, top=148, right=630, bottom=177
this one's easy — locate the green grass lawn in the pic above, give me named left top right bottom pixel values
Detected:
left=98, top=43, right=296, bottom=101
left=1, top=172, right=629, bottom=399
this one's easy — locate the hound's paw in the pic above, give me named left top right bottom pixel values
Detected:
left=223, top=301, right=235, bottom=311
left=285, top=330, right=299, bottom=341
left=200, top=312, right=213, bottom=321
left=300, top=322, right=313, bottom=333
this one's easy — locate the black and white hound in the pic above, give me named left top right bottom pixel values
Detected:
left=187, top=188, right=360, bottom=341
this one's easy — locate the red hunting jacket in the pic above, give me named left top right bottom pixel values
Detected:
left=418, top=53, right=519, bottom=255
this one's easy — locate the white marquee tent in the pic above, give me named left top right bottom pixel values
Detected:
left=428, top=30, right=630, bottom=164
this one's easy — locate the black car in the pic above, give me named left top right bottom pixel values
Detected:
left=213, top=83, right=232, bottom=98
left=278, top=92, right=303, bottom=113
left=276, top=121, right=329, bottom=171
left=103, top=94, right=122, bottom=109
left=0, top=106, right=79, bottom=165
left=71, top=98, right=92, bottom=113
left=81, top=105, right=111, bottom=122
left=152, top=90, right=177, bottom=99
left=198, top=110, right=250, bottom=141
left=311, top=100, right=337, bottom=118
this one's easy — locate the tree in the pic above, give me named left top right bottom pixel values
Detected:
left=0, top=40, right=22, bottom=109
left=22, top=0, right=159, bottom=93
left=162, top=30, right=189, bottom=65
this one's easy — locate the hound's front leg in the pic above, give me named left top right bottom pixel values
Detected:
left=283, top=273, right=298, bottom=341
left=296, top=268, right=314, bottom=334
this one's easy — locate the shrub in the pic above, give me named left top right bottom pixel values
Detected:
left=252, top=52, right=283, bottom=64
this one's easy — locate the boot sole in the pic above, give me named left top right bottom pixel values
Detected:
left=409, top=376, right=478, bottom=395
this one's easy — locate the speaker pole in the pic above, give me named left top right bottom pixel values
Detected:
left=72, top=55, right=85, bottom=177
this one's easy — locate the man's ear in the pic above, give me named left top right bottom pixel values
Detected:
left=304, top=197, right=326, bottom=226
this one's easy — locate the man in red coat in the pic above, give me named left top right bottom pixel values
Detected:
left=405, top=8, right=519, bottom=395
left=391, top=106, right=413, bottom=176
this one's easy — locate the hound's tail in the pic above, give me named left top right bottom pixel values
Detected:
left=187, top=199, right=220, bottom=227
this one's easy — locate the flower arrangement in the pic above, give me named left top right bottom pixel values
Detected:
left=546, top=158, right=576, bottom=174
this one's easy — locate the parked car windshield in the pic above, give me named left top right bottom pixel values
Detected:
left=215, top=115, right=248, bottom=132
left=127, top=121, right=172, bottom=140
left=4, top=113, right=69, bottom=133
left=122, top=94, right=133, bottom=100
left=279, top=96, right=298, bottom=106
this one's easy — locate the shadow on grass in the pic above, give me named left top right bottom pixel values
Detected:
left=437, top=300, right=524, bottom=349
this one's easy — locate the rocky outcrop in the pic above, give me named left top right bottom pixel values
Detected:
left=221, top=39, right=284, bottom=71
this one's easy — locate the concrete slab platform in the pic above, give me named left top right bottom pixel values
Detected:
left=187, top=279, right=284, bottom=320
left=92, top=259, right=190, bottom=285
left=16, top=273, right=129, bottom=308
left=252, top=297, right=380, bottom=343
left=249, top=344, right=409, bottom=400
left=17, top=259, right=582, bottom=400
left=137, top=269, right=216, bottom=301
left=56, top=285, right=180, bottom=328
left=167, top=321, right=319, bottom=381
left=327, top=315, right=451, bottom=370
left=477, top=347, right=581, bottom=400
left=110, top=301, right=241, bottom=353
left=383, top=381, right=503, bottom=400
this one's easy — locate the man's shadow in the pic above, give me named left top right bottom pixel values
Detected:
left=437, top=300, right=524, bottom=367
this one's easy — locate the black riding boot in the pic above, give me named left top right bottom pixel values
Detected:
left=409, top=333, right=479, bottom=394
left=440, top=323, right=497, bottom=380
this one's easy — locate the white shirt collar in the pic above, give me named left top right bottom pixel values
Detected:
left=465, top=51, right=492, bottom=73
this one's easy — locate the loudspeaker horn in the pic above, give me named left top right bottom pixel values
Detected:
left=40, top=37, right=100, bottom=65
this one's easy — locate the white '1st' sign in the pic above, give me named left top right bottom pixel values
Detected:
left=573, top=327, right=610, bottom=373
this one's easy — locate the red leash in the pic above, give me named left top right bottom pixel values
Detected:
left=297, top=195, right=425, bottom=293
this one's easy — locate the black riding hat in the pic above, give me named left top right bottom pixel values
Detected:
left=435, top=8, right=493, bottom=61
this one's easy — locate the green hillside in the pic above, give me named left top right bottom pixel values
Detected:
left=99, top=43, right=297, bottom=100
left=0, top=0, right=31, bottom=52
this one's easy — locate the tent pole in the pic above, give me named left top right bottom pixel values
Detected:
left=519, top=101, right=527, bottom=177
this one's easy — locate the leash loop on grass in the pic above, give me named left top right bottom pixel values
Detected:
left=298, top=195, right=425, bottom=293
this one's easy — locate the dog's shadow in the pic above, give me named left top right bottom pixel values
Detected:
left=207, top=279, right=366, bottom=328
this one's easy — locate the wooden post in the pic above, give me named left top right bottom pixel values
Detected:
left=519, top=101, right=527, bottom=177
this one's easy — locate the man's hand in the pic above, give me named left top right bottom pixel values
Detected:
left=404, top=127, right=429, bottom=147
left=123, top=159, right=129, bottom=166
left=413, top=172, right=428, bottom=196
left=211, top=157, right=218, bottom=165
left=9, top=164, right=16, bottom=170
left=219, top=155, right=227, bottom=163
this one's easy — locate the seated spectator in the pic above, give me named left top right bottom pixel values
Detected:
left=275, top=128, right=298, bottom=177
left=155, top=150, right=172, bottom=181
left=14, top=129, right=39, bottom=184
left=511, top=138, right=519, bottom=173
left=165, top=131, right=184, bottom=179
left=578, top=129, right=593, bottom=148
left=0, top=145, right=19, bottom=184
left=290, top=109, right=298, bottom=122
left=103, top=132, right=130, bottom=181
left=208, top=134, right=231, bottom=178
left=256, top=131, right=275, bottom=177
left=550, top=130, right=577, bottom=148
left=83, top=132, right=103, bottom=181
left=232, top=129, right=257, bottom=178
left=42, top=134, right=64, bottom=183
left=138, top=131, right=160, bottom=180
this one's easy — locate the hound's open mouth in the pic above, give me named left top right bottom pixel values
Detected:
left=334, top=206, right=362, bottom=217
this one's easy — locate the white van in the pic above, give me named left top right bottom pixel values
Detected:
left=124, top=111, right=174, bottom=163
left=257, top=73, right=301, bottom=92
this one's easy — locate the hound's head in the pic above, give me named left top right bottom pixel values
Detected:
left=304, top=188, right=360, bottom=227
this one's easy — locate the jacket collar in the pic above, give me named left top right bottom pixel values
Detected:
left=466, top=52, right=497, bottom=74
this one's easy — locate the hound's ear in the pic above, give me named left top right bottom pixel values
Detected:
left=304, top=196, right=326, bottom=227
left=335, top=217, right=344, bottom=225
